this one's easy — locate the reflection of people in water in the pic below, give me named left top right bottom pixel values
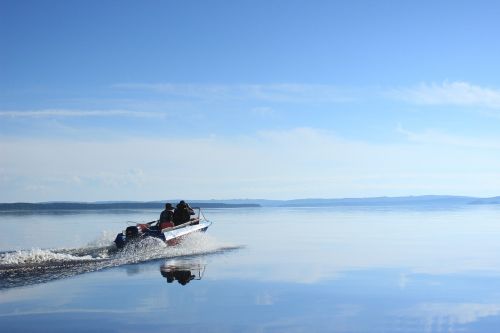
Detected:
left=160, top=260, right=205, bottom=286
left=160, top=269, right=195, bottom=285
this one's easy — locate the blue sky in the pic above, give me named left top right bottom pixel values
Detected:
left=1, top=0, right=500, bottom=201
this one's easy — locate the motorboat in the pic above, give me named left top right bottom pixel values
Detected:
left=114, top=207, right=212, bottom=249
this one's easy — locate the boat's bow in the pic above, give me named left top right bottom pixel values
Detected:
left=163, top=219, right=212, bottom=242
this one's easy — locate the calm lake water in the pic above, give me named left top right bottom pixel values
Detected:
left=2, top=205, right=500, bottom=332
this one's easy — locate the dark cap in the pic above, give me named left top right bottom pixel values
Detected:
left=165, top=203, right=173, bottom=209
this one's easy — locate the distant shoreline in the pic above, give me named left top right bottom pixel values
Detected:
left=0, top=202, right=260, bottom=211
left=0, top=195, right=499, bottom=211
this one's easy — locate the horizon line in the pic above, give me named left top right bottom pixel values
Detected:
left=1, top=194, right=499, bottom=205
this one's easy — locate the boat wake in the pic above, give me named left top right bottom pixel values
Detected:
left=0, top=233, right=241, bottom=290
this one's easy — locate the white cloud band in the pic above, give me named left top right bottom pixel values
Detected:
left=0, top=109, right=164, bottom=118
left=391, top=81, right=500, bottom=109
left=113, top=83, right=353, bottom=103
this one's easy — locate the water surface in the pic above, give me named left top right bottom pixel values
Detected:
left=2, top=206, right=500, bottom=332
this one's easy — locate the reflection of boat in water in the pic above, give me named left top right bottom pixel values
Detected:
left=114, top=208, right=212, bottom=249
left=160, top=259, right=205, bottom=286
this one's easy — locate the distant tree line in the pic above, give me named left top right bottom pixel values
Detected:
left=0, top=202, right=260, bottom=211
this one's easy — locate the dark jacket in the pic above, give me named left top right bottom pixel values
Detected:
left=159, top=209, right=174, bottom=223
left=173, top=203, right=194, bottom=226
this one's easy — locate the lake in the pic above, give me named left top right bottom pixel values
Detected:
left=2, top=205, right=500, bottom=332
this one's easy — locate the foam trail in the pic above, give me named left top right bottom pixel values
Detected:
left=0, top=248, right=94, bottom=265
left=85, top=230, right=117, bottom=247
left=0, top=232, right=242, bottom=290
left=55, top=231, right=118, bottom=259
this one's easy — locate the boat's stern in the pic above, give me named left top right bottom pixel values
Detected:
left=114, top=225, right=142, bottom=249
left=114, top=232, right=126, bottom=248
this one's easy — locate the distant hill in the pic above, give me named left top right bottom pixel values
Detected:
left=271, top=195, right=477, bottom=207
left=193, top=195, right=500, bottom=207
left=468, top=196, right=500, bottom=205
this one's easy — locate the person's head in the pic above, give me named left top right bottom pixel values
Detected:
left=177, top=273, right=191, bottom=285
left=165, top=203, right=173, bottom=209
left=179, top=200, right=185, bottom=205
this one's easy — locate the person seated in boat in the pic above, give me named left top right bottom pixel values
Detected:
left=158, top=203, right=175, bottom=230
left=173, top=200, right=195, bottom=226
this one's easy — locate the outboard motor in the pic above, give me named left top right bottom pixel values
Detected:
left=125, top=226, right=140, bottom=238
left=114, top=226, right=142, bottom=249
left=114, top=232, right=126, bottom=248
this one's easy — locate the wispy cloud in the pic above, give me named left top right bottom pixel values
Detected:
left=396, top=125, right=500, bottom=149
left=113, top=83, right=353, bottom=103
left=114, top=81, right=500, bottom=110
left=400, top=303, right=500, bottom=327
left=250, top=106, right=276, bottom=116
left=390, top=81, right=500, bottom=109
left=0, top=109, right=164, bottom=118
